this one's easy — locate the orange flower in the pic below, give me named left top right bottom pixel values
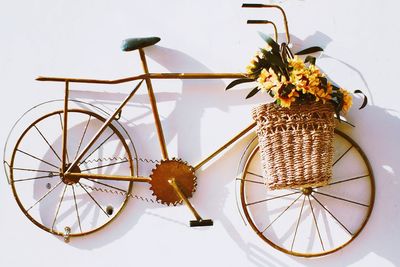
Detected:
left=340, top=89, right=353, bottom=113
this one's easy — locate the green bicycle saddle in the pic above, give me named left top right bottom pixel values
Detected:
left=121, top=37, right=161, bottom=52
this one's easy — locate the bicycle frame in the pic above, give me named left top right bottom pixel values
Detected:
left=37, top=50, right=256, bottom=185
left=34, top=2, right=293, bottom=185
left=30, top=2, right=293, bottom=229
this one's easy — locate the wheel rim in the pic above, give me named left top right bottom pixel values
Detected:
left=240, top=130, right=375, bottom=257
left=10, top=109, right=134, bottom=237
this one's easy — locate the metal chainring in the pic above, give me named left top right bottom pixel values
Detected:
left=149, top=158, right=197, bottom=206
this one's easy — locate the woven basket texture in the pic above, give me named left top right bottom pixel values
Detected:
left=252, top=102, right=335, bottom=190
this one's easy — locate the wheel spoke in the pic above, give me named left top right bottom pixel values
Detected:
left=291, top=195, right=306, bottom=251
left=79, top=132, right=115, bottom=165
left=34, top=125, right=62, bottom=162
left=262, top=193, right=303, bottom=233
left=247, top=191, right=301, bottom=206
left=74, top=114, right=92, bottom=161
left=333, top=145, right=353, bottom=167
left=16, top=149, right=59, bottom=169
left=308, top=195, right=325, bottom=251
left=246, top=171, right=263, bottom=178
left=311, top=195, right=353, bottom=236
left=26, top=180, right=63, bottom=212
left=14, top=173, right=55, bottom=182
left=83, top=179, right=128, bottom=194
left=72, top=186, right=83, bottom=233
left=236, top=178, right=264, bottom=185
left=78, top=182, right=109, bottom=217
left=51, top=184, right=68, bottom=231
left=316, top=174, right=370, bottom=188
left=313, top=191, right=369, bottom=207
left=80, top=159, right=128, bottom=172
left=12, top=167, right=58, bottom=174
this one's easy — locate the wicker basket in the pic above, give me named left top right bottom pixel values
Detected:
left=252, top=102, right=335, bottom=190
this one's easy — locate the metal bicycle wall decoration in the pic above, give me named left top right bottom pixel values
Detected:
left=3, top=4, right=374, bottom=257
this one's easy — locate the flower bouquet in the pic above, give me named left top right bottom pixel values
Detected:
left=227, top=34, right=366, bottom=190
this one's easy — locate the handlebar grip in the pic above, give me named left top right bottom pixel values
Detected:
left=247, top=20, right=272, bottom=24
left=242, top=3, right=265, bottom=8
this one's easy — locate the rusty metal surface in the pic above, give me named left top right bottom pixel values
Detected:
left=149, top=159, right=196, bottom=206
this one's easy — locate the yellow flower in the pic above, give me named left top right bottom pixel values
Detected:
left=246, top=58, right=258, bottom=74
left=340, top=89, right=353, bottom=113
left=257, top=68, right=280, bottom=92
left=246, top=51, right=266, bottom=74
left=244, top=45, right=358, bottom=112
left=313, top=82, right=333, bottom=103
left=274, top=84, right=300, bottom=108
left=288, top=56, right=305, bottom=70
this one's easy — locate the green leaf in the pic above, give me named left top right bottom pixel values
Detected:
left=295, top=46, right=324, bottom=55
left=341, top=119, right=355, bottom=127
left=263, top=52, right=289, bottom=78
left=279, top=84, right=296, bottom=97
left=258, top=32, right=280, bottom=54
left=319, top=77, right=327, bottom=92
left=246, top=87, right=261, bottom=99
left=354, top=89, right=368, bottom=109
left=226, top=78, right=255, bottom=90
left=334, top=109, right=342, bottom=123
left=305, top=56, right=316, bottom=65
left=281, top=43, right=293, bottom=63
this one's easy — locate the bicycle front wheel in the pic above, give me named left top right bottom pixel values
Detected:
left=239, top=130, right=375, bottom=257
left=9, top=109, right=134, bottom=238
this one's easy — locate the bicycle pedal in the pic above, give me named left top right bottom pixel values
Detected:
left=190, top=219, right=213, bottom=227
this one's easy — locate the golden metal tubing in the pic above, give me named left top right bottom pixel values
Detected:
left=66, top=80, right=143, bottom=173
left=36, top=73, right=245, bottom=84
left=194, top=122, right=257, bottom=170
left=168, top=178, right=202, bottom=221
left=139, top=48, right=169, bottom=160
left=149, top=73, right=245, bottom=79
left=242, top=3, right=291, bottom=44
left=247, top=20, right=278, bottom=42
left=66, top=172, right=151, bottom=183
left=61, top=81, right=69, bottom=173
left=36, top=75, right=147, bottom=84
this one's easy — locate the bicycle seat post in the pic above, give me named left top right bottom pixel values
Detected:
left=138, top=48, right=169, bottom=160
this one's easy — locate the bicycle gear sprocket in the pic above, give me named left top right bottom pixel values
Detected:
left=149, top=158, right=197, bottom=206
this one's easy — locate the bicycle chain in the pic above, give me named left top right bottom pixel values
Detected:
left=79, top=182, right=157, bottom=203
left=79, top=156, right=161, bottom=204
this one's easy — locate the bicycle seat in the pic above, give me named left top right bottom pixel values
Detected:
left=121, top=37, right=161, bottom=52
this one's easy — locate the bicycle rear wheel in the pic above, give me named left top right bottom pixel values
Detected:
left=9, top=109, right=134, bottom=238
left=239, top=130, right=374, bottom=257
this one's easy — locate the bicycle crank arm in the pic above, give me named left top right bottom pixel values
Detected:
left=168, top=178, right=213, bottom=227
left=65, top=172, right=151, bottom=183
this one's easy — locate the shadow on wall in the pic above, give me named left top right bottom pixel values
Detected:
left=64, top=45, right=266, bottom=253
left=289, top=32, right=398, bottom=265
left=294, top=105, right=400, bottom=266
left=33, top=33, right=400, bottom=267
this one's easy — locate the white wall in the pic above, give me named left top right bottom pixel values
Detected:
left=1, top=0, right=399, bottom=266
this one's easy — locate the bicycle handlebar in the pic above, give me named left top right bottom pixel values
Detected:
left=242, top=3, right=290, bottom=44
left=247, top=20, right=278, bottom=42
